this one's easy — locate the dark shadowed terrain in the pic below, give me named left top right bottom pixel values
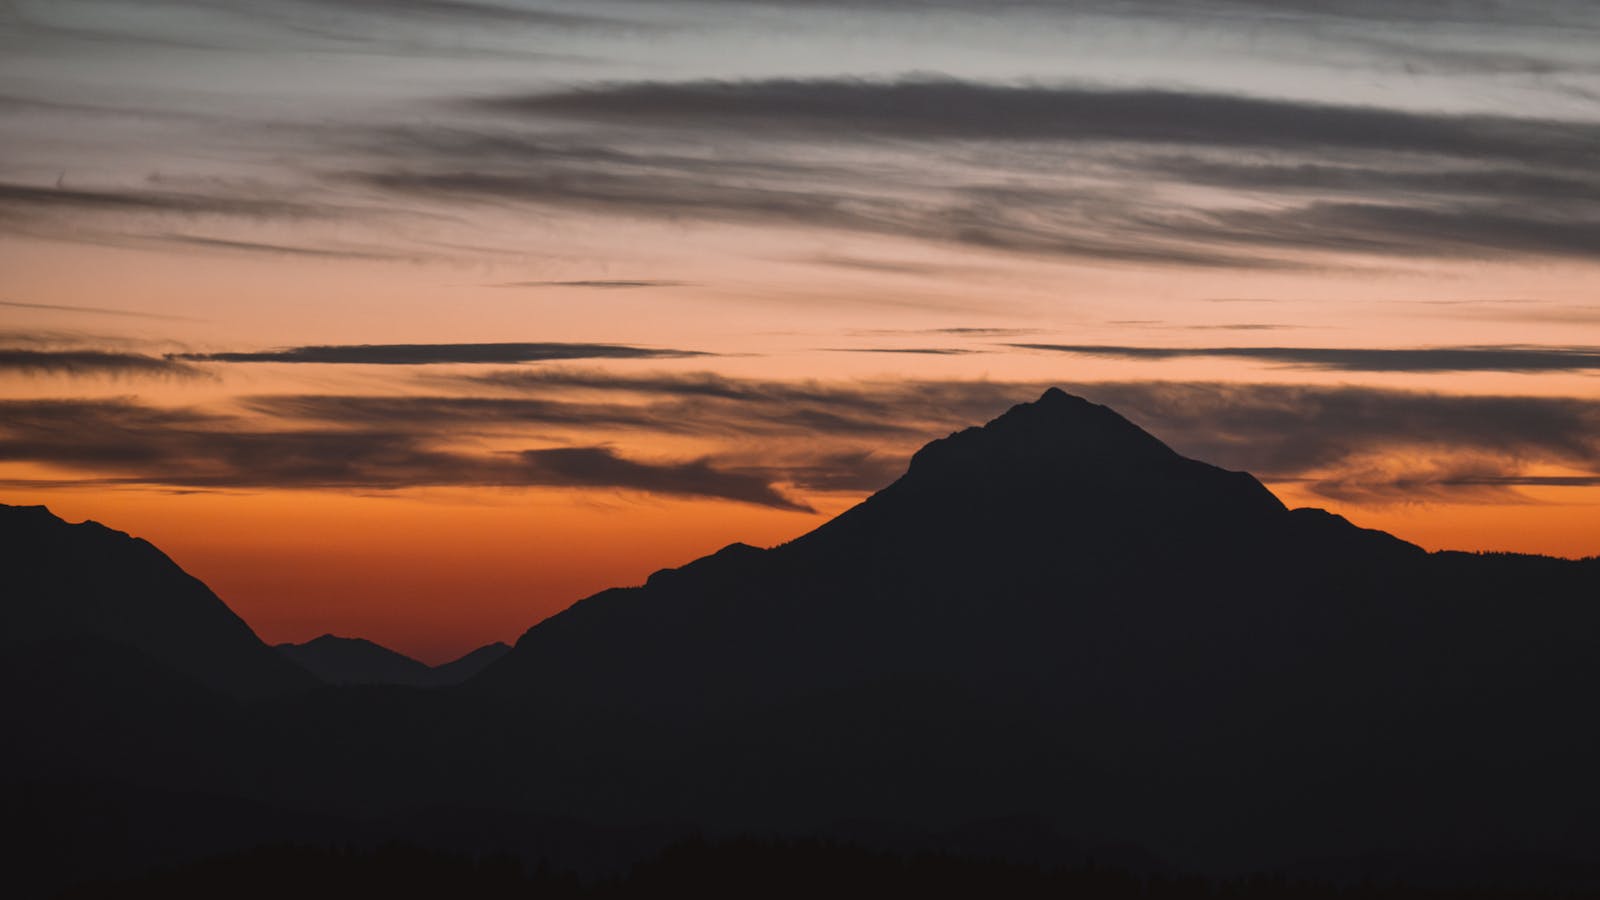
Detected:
left=277, top=635, right=509, bottom=687
left=5, top=389, right=1598, bottom=897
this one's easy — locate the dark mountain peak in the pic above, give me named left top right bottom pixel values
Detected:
left=3, top=503, right=62, bottom=524
left=301, top=633, right=382, bottom=650
left=3, top=502, right=124, bottom=543
left=276, top=635, right=514, bottom=687
left=905, top=388, right=1178, bottom=482
left=794, top=388, right=1284, bottom=559
left=496, top=388, right=1328, bottom=704
left=647, top=541, right=765, bottom=587
left=432, top=641, right=513, bottom=685
left=2, top=502, right=314, bottom=699
left=276, top=634, right=435, bottom=687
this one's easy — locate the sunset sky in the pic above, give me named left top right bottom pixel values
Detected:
left=2, top=0, right=1598, bottom=662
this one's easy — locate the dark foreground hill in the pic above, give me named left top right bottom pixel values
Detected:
left=0, top=504, right=314, bottom=700
left=452, top=389, right=1600, bottom=869
left=276, top=635, right=510, bottom=687
left=4, top=389, right=1599, bottom=896
left=56, top=838, right=1600, bottom=900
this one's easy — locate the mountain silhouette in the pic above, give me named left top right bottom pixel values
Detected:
left=466, top=388, right=1598, bottom=868
left=428, top=641, right=511, bottom=683
left=477, top=387, right=1427, bottom=715
left=5, top=389, right=1600, bottom=895
left=277, top=635, right=510, bottom=687
left=0, top=503, right=315, bottom=700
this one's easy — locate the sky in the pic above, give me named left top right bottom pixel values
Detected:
left=2, top=0, right=1598, bottom=662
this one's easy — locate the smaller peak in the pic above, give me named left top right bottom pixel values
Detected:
left=449, top=641, right=511, bottom=658
left=713, top=541, right=762, bottom=557
left=1036, top=386, right=1080, bottom=404
left=0, top=504, right=65, bottom=525
left=647, top=541, right=765, bottom=587
left=1, top=503, right=55, bottom=514
left=307, top=633, right=360, bottom=645
left=1287, top=507, right=1424, bottom=557
left=0, top=503, right=121, bottom=533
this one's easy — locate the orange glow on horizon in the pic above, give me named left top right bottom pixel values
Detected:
left=6, top=471, right=1595, bottom=664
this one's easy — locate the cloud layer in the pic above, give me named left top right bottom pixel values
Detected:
left=325, top=76, right=1600, bottom=270
left=5, top=0, right=1597, bottom=277
left=0, top=396, right=809, bottom=510
left=5, top=373, right=1597, bottom=509
left=0, top=349, right=201, bottom=377
left=1010, top=344, right=1600, bottom=373
left=493, top=79, right=1600, bottom=164
left=176, top=342, right=708, bottom=365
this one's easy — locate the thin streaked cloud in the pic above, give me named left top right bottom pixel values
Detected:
left=176, top=342, right=710, bottom=365
left=1010, top=343, right=1600, bottom=373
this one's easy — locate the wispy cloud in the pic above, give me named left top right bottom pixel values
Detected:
left=249, top=389, right=924, bottom=438
left=157, top=233, right=415, bottom=261
left=1073, top=381, right=1600, bottom=503
left=295, top=0, right=633, bottom=29
left=176, top=342, right=709, bottom=365
left=4, top=376, right=1600, bottom=508
left=5, top=0, right=1597, bottom=279
left=486, top=79, right=1600, bottom=166
left=682, top=0, right=1600, bottom=31
left=9, top=77, right=1596, bottom=270
left=243, top=394, right=695, bottom=433
left=0, top=299, right=197, bottom=321
left=844, top=327, right=1041, bottom=338
left=0, top=177, right=382, bottom=263
left=353, top=165, right=1301, bottom=269
left=0, top=349, right=203, bottom=378
left=320, top=76, right=1600, bottom=270
left=0, top=0, right=643, bottom=58
left=0, top=179, right=324, bottom=219
left=0, top=396, right=809, bottom=510
left=1010, top=343, right=1600, bottom=373
left=449, top=369, right=1600, bottom=503
left=1161, top=200, right=1600, bottom=262
left=490, top=280, right=687, bottom=289
left=519, top=446, right=811, bottom=511
left=821, top=347, right=980, bottom=355
left=1132, top=156, right=1600, bottom=203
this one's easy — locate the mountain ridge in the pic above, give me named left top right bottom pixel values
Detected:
left=5, top=388, right=1600, bottom=892
left=460, top=389, right=1596, bottom=870
left=277, top=634, right=510, bottom=687
left=499, top=386, right=1423, bottom=672
left=0, top=502, right=316, bottom=700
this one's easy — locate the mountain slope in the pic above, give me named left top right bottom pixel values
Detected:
left=277, top=635, right=437, bottom=687
left=0, top=504, right=316, bottom=699
left=276, top=635, right=510, bottom=687
left=430, top=641, right=510, bottom=684
left=6, top=389, right=1600, bottom=887
left=478, top=388, right=1429, bottom=711
left=466, top=388, right=1600, bottom=868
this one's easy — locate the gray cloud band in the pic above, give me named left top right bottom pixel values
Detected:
left=175, top=342, right=709, bottom=365
left=487, top=79, right=1600, bottom=165
left=1009, top=344, right=1600, bottom=372
left=4, top=377, right=1598, bottom=507
left=6, top=74, right=1597, bottom=270
left=0, top=398, right=810, bottom=510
